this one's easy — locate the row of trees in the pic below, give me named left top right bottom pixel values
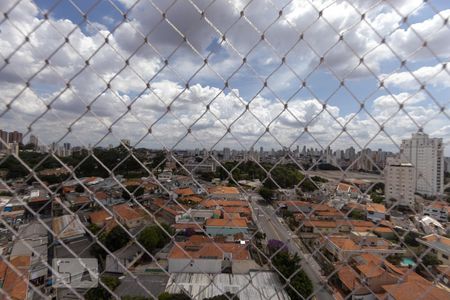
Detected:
left=1, top=146, right=165, bottom=180
left=89, top=223, right=172, bottom=261
left=268, top=239, right=313, bottom=300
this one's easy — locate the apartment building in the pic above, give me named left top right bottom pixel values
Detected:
left=384, top=157, right=415, bottom=207
left=400, top=132, right=444, bottom=196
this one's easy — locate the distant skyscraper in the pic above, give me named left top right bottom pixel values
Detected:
left=8, top=131, right=22, bottom=144
left=64, top=143, right=71, bottom=150
left=29, top=135, right=38, bottom=147
left=223, top=147, right=231, bottom=161
left=0, top=130, right=8, bottom=150
left=345, top=146, right=356, bottom=161
left=400, top=132, right=444, bottom=196
left=385, top=157, right=415, bottom=207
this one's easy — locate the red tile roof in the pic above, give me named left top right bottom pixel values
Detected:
left=89, top=209, right=112, bottom=226
left=208, top=186, right=240, bottom=195
left=175, top=187, right=194, bottom=196
left=367, top=203, right=386, bottom=214
left=3, top=256, right=31, bottom=300
left=206, top=218, right=247, bottom=228
left=113, top=204, right=143, bottom=222
left=382, top=280, right=450, bottom=300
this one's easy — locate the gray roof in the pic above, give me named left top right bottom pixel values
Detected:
left=165, top=272, right=290, bottom=300
left=115, top=273, right=169, bottom=298
left=105, top=243, right=144, bottom=274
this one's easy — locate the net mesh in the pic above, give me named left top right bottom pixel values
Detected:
left=0, top=0, right=449, bottom=300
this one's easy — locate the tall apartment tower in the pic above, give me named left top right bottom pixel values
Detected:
left=400, top=132, right=444, bottom=196
left=8, top=131, right=23, bottom=144
left=0, top=130, right=8, bottom=150
left=384, top=157, right=416, bottom=207
left=29, top=135, right=39, bottom=147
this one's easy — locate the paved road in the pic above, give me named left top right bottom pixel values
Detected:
left=249, top=194, right=334, bottom=300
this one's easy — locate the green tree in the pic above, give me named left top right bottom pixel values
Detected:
left=87, top=223, right=101, bottom=235
left=349, top=210, right=366, bottom=220
left=104, top=226, right=130, bottom=252
left=422, top=253, right=441, bottom=266
left=138, top=224, right=172, bottom=253
left=204, top=293, right=240, bottom=300
left=158, top=292, right=190, bottom=300
left=151, top=151, right=166, bottom=171
left=85, top=276, right=120, bottom=300
left=259, top=187, right=274, bottom=202
left=272, top=251, right=313, bottom=299
left=370, top=192, right=384, bottom=204
left=403, top=232, right=420, bottom=247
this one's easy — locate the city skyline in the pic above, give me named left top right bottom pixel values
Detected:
left=0, top=1, right=448, bottom=157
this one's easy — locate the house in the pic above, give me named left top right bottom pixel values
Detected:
left=423, top=202, right=450, bottom=223
left=336, top=182, right=359, bottom=198
left=105, top=243, right=144, bottom=274
left=113, top=204, right=145, bottom=229
left=322, top=235, right=404, bottom=261
left=10, top=221, right=48, bottom=285
left=417, top=234, right=450, bottom=265
left=89, top=209, right=114, bottom=229
left=0, top=256, right=31, bottom=300
left=151, top=199, right=186, bottom=224
left=366, top=203, right=387, bottom=222
left=372, top=226, right=396, bottom=240
left=336, top=253, right=450, bottom=300
left=300, top=220, right=338, bottom=235
left=175, top=209, right=218, bottom=224
left=205, top=218, right=248, bottom=236
left=382, top=278, right=450, bottom=300
left=167, top=236, right=250, bottom=273
left=299, top=219, right=378, bottom=237
left=52, top=214, right=86, bottom=242
left=174, top=187, right=194, bottom=197
left=222, top=206, right=252, bottom=219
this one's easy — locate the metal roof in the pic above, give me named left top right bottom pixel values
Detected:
left=165, top=271, right=290, bottom=300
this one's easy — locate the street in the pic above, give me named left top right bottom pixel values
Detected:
left=249, top=194, right=334, bottom=300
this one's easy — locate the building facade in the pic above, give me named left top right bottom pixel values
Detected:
left=400, top=132, right=444, bottom=196
left=384, top=157, right=415, bottom=207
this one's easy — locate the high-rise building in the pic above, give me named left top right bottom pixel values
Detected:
left=384, top=157, right=416, bottom=207
left=400, top=132, right=444, bottom=196
left=29, top=135, right=39, bottom=147
left=223, top=147, right=231, bottom=161
left=345, top=146, right=356, bottom=161
left=0, top=130, right=8, bottom=150
left=64, top=143, right=71, bottom=151
left=8, top=131, right=23, bottom=144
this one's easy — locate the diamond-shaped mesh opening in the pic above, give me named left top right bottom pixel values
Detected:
left=0, top=1, right=449, bottom=300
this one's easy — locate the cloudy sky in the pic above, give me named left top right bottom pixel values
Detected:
left=0, top=0, right=449, bottom=154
